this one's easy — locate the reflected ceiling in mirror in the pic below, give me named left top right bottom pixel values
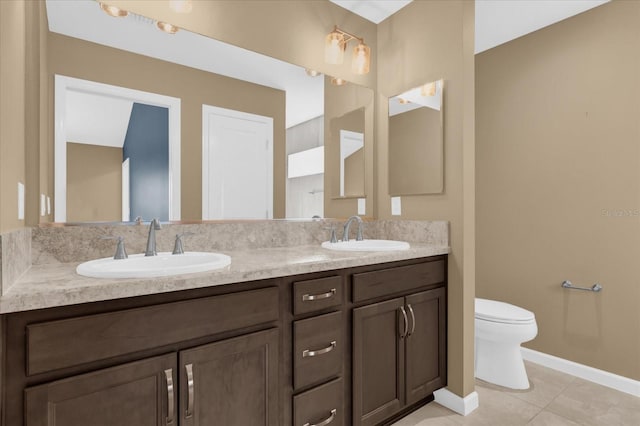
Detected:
left=388, top=79, right=444, bottom=196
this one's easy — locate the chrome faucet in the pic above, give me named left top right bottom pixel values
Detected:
left=342, top=215, right=364, bottom=242
left=145, top=218, right=162, bottom=256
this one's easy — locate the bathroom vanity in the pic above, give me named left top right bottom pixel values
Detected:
left=0, top=250, right=447, bottom=426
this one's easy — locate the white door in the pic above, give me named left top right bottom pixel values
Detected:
left=202, top=105, right=273, bottom=219
left=122, top=158, right=130, bottom=222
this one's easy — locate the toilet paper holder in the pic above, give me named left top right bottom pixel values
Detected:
left=561, top=280, right=603, bottom=292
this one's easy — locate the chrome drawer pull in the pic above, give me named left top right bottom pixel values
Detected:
left=302, top=288, right=336, bottom=301
left=185, top=363, right=194, bottom=419
left=302, top=341, right=336, bottom=358
left=303, top=408, right=337, bottom=426
left=164, top=369, right=175, bottom=425
left=406, top=304, right=416, bottom=337
left=399, top=306, right=408, bottom=338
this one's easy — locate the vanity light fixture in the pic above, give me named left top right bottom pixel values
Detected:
left=169, top=0, right=193, bottom=13
left=99, top=2, right=128, bottom=17
left=325, top=25, right=371, bottom=75
left=421, top=81, right=437, bottom=97
left=157, top=21, right=180, bottom=34
left=305, top=69, right=321, bottom=77
left=330, top=77, right=347, bottom=86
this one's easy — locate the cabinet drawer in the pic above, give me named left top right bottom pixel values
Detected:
left=352, top=259, right=445, bottom=303
left=293, top=311, right=343, bottom=390
left=26, top=287, right=279, bottom=376
left=293, top=276, right=342, bottom=315
left=294, top=378, right=344, bottom=426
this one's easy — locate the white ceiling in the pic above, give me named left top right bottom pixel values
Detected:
left=475, top=0, right=610, bottom=53
left=329, top=0, right=414, bottom=24
left=329, top=0, right=609, bottom=53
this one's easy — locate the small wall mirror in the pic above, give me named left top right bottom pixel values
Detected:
left=388, top=79, right=444, bottom=195
left=331, top=108, right=365, bottom=198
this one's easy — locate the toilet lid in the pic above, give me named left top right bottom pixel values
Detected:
left=475, top=298, right=535, bottom=323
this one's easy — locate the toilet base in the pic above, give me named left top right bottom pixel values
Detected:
left=475, top=339, right=530, bottom=390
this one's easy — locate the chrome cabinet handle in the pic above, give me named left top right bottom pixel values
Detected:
left=302, top=288, right=336, bottom=301
left=406, top=304, right=416, bottom=337
left=164, top=369, right=175, bottom=425
left=399, top=306, right=408, bottom=338
left=303, top=341, right=336, bottom=358
left=185, top=363, right=194, bottom=419
left=303, top=408, right=337, bottom=426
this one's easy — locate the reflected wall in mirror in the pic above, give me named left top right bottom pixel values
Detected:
left=47, top=0, right=332, bottom=222
left=325, top=77, right=373, bottom=209
left=332, top=109, right=365, bottom=197
left=388, top=79, right=444, bottom=195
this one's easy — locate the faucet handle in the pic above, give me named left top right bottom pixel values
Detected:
left=134, top=216, right=143, bottom=225
left=323, top=225, right=338, bottom=243
left=173, top=232, right=194, bottom=255
left=329, top=226, right=338, bottom=243
left=101, top=236, right=128, bottom=260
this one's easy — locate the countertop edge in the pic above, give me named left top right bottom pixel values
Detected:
left=0, top=244, right=449, bottom=314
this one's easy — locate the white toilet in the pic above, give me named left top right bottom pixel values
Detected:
left=475, top=298, right=538, bottom=389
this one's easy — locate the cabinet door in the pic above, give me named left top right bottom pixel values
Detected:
left=353, top=298, right=406, bottom=426
left=179, top=328, right=279, bottom=426
left=25, top=353, right=177, bottom=426
left=405, top=287, right=447, bottom=405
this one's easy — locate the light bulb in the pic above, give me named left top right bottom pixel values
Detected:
left=99, top=3, right=128, bottom=17
left=352, top=42, right=370, bottom=75
left=325, top=30, right=345, bottom=64
left=331, top=77, right=347, bottom=86
left=157, top=21, right=180, bottom=34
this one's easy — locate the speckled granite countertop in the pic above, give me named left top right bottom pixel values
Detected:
left=0, top=243, right=449, bottom=314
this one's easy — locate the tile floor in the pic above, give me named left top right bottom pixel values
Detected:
left=392, top=362, right=640, bottom=426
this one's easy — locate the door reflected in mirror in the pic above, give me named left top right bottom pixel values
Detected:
left=54, top=75, right=181, bottom=223
left=388, top=79, right=444, bottom=195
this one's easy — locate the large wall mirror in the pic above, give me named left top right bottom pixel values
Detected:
left=47, top=0, right=372, bottom=223
left=388, top=79, right=444, bottom=195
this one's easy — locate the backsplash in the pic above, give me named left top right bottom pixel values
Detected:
left=0, top=228, right=32, bottom=293
left=30, top=219, right=449, bottom=265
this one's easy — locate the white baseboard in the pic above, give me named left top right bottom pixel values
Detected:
left=433, top=387, right=479, bottom=416
left=521, top=347, right=640, bottom=397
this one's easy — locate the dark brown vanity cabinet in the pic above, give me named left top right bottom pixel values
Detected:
left=178, top=328, right=279, bottom=426
left=24, top=329, right=279, bottom=426
left=291, top=275, right=345, bottom=426
left=25, top=353, right=177, bottom=426
left=3, top=256, right=447, bottom=426
left=352, top=260, right=447, bottom=426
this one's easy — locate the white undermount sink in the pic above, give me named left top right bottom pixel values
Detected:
left=76, top=252, right=231, bottom=279
left=321, top=239, right=410, bottom=252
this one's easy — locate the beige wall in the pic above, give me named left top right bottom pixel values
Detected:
left=324, top=79, right=374, bottom=218
left=0, top=0, right=27, bottom=233
left=344, top=148, right=364, bottom=197
left=47, top=33, right=286, bottom=220
left=377, top=1, right=476, bottom=397
left=67, top=143, right=122, bottom=223
left=389, top=106, right=443, bottom=195
left=328, top=106, right=365, bottom=199
left=476, top=1, right=640, bottom=380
